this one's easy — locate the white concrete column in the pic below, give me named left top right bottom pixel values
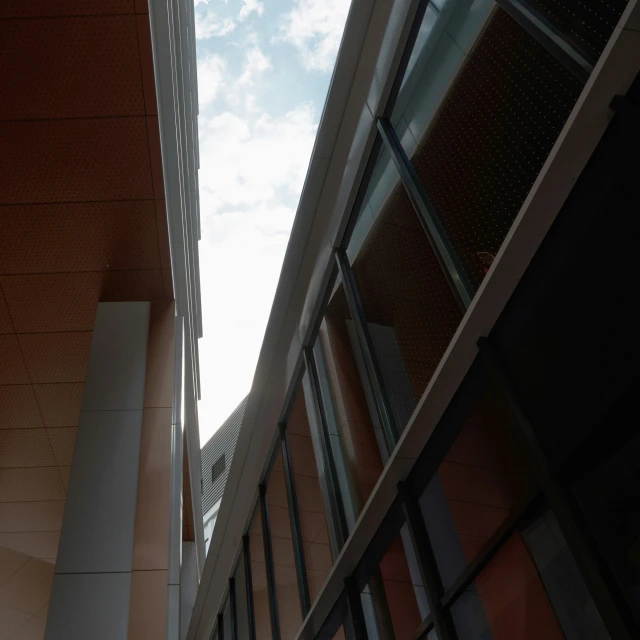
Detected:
left=45, top=303, right=151, bottom=640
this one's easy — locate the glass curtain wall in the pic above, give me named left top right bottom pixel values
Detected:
left=249, top=505, right=272, bottom=640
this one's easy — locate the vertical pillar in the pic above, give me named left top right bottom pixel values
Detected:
left=45, top=303, right=151, bottom=640
left=129, top=301, right=176, bottom=640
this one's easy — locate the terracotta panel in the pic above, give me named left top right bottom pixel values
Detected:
left=0, top=385, right=43, bottom=430
left=58, top=467, right=72, bottom=492
left=0, top=558, right=54, bottom=614
left=0, top=1, right=133, bottom=18
left=0, top=429, right=56, bottom=469
left=0, top=501, right=64, bottom=533
left=33, top=383, right=83, bottom=428
left=156, top=200, right=172, bottom=269
left=0, top=532, right=60, bottom=561
left=47, top=427, right=77, bottom=467
left=144, top=301, right=175, bottom=408
left=0, top=468, right=65, bottom=503
left=0, top=288, right=13, bottom=334
left=0, top=335, right=30, bottom=385
left=100, top=269, right=165, bottom=302
left=134, top=0, right=149, bottom=14
left=146, top=116, right=166, bottom=199
left=0, top=606, right=30, bottom=638
left=0, top=545, right=30, bottom=586
left=128, top=570, right=167, bottom=640
left=163, top=269, right=174, bottom=300
left=19, top=332, right=92, bottom=384
left=0, top=16, right=144, bottom=121
left=136, top=14, right=157, bottom=115
left=0, top=117, right=153, bottom=204
left=0, top=201, right=161, bottom=275
left=132, top=408, right=172, bottom=571
left=9, top=606, right=48, bottom=640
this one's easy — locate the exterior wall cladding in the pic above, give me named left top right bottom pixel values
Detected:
left=202, top=398, right=248, bottom=515
left=188, top=2, right=640, bottom=640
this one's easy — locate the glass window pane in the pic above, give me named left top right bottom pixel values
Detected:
left=249, top=506, right=272, bottom=640
left=223, top=597, right=232, bottom=640
left=316, top=277, right=388, bottom=516
left=575, top=430, right=640, bottom=629
left=234, top=552, right=250, bottom=640
left=266, top=449, right=303, bottom=640
left=526, top=0, right=625, bottom=61
left=451, top=512, right=607, bottom=639
left=287, top=386, right=334, bottom=605
left=401, top=6, right=583, bottom=292
left=380, top=530, right=429, bottom=640
left=346, top=155, right=464, bottom=438
left=421, top=382, right=533, bottom=588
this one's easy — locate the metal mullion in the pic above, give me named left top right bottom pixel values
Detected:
left=345, top=577, right=369, bottom=640
left=477, top=337, right=634, bottom=640
left=408, top=616, right=434, bottom=640
left=335, top=248, right=399, bottom=452
left=279, top=423, right=312, bottom=616
left=398, top=482, right=455, bottom=640
left=440, top=492, right=543, bottom=609
left=495, top=0, right=594, bottom=83
left=243, top=534, right=257, bottom=640
left=218, top=614, right=224, bottom=640
left=303, top=347, right=350, bottom=546
left=229, top=577, right=238, bottom=640
left=259, top=485, right=282, bottom=640
left=377, top=118, right=473, bottom=310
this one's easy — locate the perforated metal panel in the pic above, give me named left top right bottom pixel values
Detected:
left=528, top=0, right=627, bottom=61
left=412, top=8, right=583, bottom=291
left=0, top=17, right=144, bottom=120
left=0, top=0, right=133, bottom=19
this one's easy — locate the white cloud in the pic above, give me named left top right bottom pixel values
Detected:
left=197, top=55, right=226, bottom=106
left=279, top=0, right=351, bottom=72
left=238, top=0, right=264, bottom=21
left=237, top=41, right=271, bottom=86
left=195, top=9, right=236, bottom=39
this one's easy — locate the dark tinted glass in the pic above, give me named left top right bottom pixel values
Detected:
left=421, top=382, right=533, bottom=588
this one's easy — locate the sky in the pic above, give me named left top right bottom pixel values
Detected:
left=194, top=0, right=352, bottom=444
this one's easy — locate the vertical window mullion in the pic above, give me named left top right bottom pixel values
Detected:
left=376, top=117, right=473, bottom=310
left=345, top=577, right=369, bottom=640
left=259, top=484, right=281, bottom=640
left=397, top=481, right=456, bottom=640
left=279, top=423, right=312, bottom=616
left=334, top=248, right=399, bottom=452
left=477, top=337, right=634, bottom=640
left=242, top=534, right=257, bottom=640
left=303, top=347, right=350, bottom=547
left=218, top=613, right=224, bottom=640
left=229, top=577, right=238, bottom=640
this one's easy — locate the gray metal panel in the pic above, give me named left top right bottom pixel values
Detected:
left=55, top=410, right=143, bottom=574
left=81, top=302, right=151, bottom=412
left=45, top=572, right=132, bottom=640
left=200, top=397, right=247, bottom=515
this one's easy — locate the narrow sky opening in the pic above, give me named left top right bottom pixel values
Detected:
left=194, top=0, right=352, bottom=443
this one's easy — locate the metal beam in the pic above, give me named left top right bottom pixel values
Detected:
left=217, top=614, right=224, bottom=640
left=279, top=423, right=312, bottom=615
left=259, top=484, right=281, bottom=640
left=344, top=577, right=369, bottom=640
left=229, top=578, right=238, bottom=640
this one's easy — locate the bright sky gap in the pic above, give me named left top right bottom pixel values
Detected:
left=194, top=0, right=352, bottom=442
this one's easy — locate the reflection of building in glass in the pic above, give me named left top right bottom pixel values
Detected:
left=188, top=2, right=640, bottom=640
left=201, top=398, right=247, bottom=553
